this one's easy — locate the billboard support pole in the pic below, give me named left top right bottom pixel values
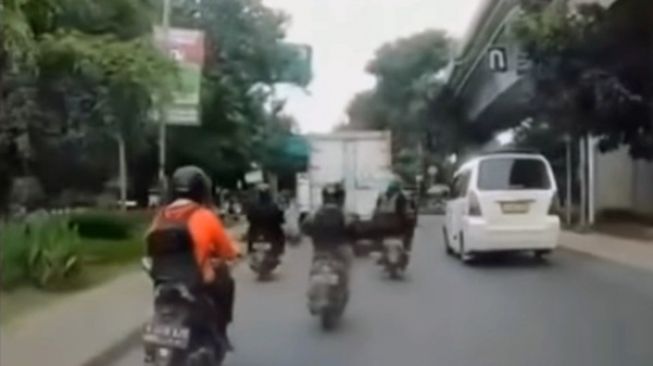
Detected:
left=158, top=0, right=171, bottom=193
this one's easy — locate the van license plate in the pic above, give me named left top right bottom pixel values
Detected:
left=501, top=202, right=529, bottom=214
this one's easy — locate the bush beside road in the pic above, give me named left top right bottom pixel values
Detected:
left=0, top=221, right=244, bottom=366
left=0, top=210, right=152, bottom=323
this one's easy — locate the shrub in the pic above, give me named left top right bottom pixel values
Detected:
left=26, top=217, right=82, bottom=289
left=69, top=212, right=131, bottom=240
left=0, top=222, right=30, bottom=290
left=1, top=217, right=83, bottom=290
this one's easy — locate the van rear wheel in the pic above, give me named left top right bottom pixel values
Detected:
left=534, top=250, right=551, bottom=261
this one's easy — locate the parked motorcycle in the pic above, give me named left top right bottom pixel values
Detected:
left=380, top=237, right=408, bottom=279
left=307, top=253, right=348, bottom=330
left=249, top=236, right=280, bottom=280
left=141, top=258, right=227, bottom=366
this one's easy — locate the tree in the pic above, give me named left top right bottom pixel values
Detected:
left=344, top=29, right=486, bottom=184
left=1, top=0, right=307, bottom=212
left=346, top=90, right=388, bottom=131
left=167, top=0, right=309, bottom=187
left=362, top=29, right=451, bottom=148
left=513, top=0, right=653, bottom=159
left=1, top=0, right=175, bottom=211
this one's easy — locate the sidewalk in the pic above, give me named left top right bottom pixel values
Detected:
left=0, top=223, right=246, bottom=366
left=559, top=230, right=653, bottom=272
left=0, top=269, right=149, bottom=366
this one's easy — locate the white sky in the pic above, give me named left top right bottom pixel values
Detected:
left=264, top=0, right=483, bottom=133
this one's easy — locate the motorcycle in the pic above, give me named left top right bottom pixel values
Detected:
left=381, top=237, right=408, bottom=279
left=248, top=236, right=280, bottom=280
left=141, top=258, right=227, bottom=366
left=307, top=253, right=348, bottom=330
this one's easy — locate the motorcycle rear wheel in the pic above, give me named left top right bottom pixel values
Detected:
left=188, top=347, right=222, bottom=366
left=320, top=310, right=338, bottom=330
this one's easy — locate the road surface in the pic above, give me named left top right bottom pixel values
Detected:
left=110, top=216, right=653, bottom=366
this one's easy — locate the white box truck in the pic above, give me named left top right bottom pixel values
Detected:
left=298, top=131, right=393, bottom=224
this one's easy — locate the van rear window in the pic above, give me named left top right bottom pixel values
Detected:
left=477, top=158, right=551, bottom=190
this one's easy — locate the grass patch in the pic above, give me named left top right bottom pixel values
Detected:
left=0, top=210, right=153, bottom=323
left=70, top=209, right=152, bottom=240
left=82, top=237, right=143, bottom=264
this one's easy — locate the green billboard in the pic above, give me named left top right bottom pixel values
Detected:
left=154, top=27, right=205, bottom=126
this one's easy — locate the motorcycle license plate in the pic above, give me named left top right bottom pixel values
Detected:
left=388, top=250, right=400, bottom=263
left=384, top=239, right=403, bottom=249
left=143, top=324, right=190, bottom=349
left=253, top=242, right=271, bottom=251
left=312, top=273, right=339, bottom=285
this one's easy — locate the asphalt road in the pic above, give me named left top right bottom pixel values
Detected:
left=110, top=216, right=653, bottom=366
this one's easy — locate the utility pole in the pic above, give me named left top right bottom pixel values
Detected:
left=565, top=135, right=573, bottom=226
left=587, top=134, right=596, bottom=226
left=158, top=0, right=171, bottom=195
left=578, top=136, right=587, bottom=230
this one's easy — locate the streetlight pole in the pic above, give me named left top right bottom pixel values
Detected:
left=588, top=134, right=596, bottom=226
left=578, top=136, right=587, bottom=229
left=158, top=0, right=171, bottom=193
left=565, top=135, right=573, bottom=226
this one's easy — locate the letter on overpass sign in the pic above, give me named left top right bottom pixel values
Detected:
left=488, top=47, right=508, bottom=72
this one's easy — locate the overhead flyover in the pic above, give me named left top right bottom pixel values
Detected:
left=446, top=0, right=620, bottom=132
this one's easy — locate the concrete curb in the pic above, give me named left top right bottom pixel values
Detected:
left=81, top=324, right=143, bottom=366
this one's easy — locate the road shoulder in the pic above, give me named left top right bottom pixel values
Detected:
left=559, top=230, right=653, bottom=272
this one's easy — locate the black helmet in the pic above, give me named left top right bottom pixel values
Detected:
left=334, top=182, right=345, bottom=205
left=321, top=183, right=340, bottom=204
left=170, top=166, right=212, bottom=204
left=256, top=183, right=271, bottom=203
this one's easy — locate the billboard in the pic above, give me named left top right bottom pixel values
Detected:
left=279, top=43, right=312, bottom=86
left=154, top=27, right=205, bottom=126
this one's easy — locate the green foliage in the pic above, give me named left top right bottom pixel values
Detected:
left=39, top=31, right=174, bottom=89
left=81, top=237, right=143, bottom=265
left=393, top=149, right=421, bottom=184
left=1, top=210, right=147, bottom=291
left=513, top=0, right=653, bottom=159
left=346, top=30, right=451, bottom=142
left=1, top=0, right=175, bottom=208
left=277, top=43, right=312, bottom=87
left=54, top=0, right=156, bottom=39
left=26, top=217, right=82, bottom=288
left=1, top=0, right=37, bottom=71
left=168, top=0, right=309, bottom=185
left=1, top=217, right=82, bottom=290
left=367, top=29, right=450, bottom=106
left=68, top=211, right=132, bottom=240
left=344, top=29, right=470, bottom=179
left=0, top=222, right=30, bottom=290
left=1, top=0, right=307, bottom=203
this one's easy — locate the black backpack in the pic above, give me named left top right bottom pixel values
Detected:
left=146, top=205, right=203, bottom=286
left=308, top=205, right=347, bottom=243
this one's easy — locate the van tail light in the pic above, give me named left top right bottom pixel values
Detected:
left=468, top=192, right=482, bottom=216
left=548, top=193, right=561, bottom=216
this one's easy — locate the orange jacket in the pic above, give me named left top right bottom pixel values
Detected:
left=152, top=200, right=240, bottom=282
